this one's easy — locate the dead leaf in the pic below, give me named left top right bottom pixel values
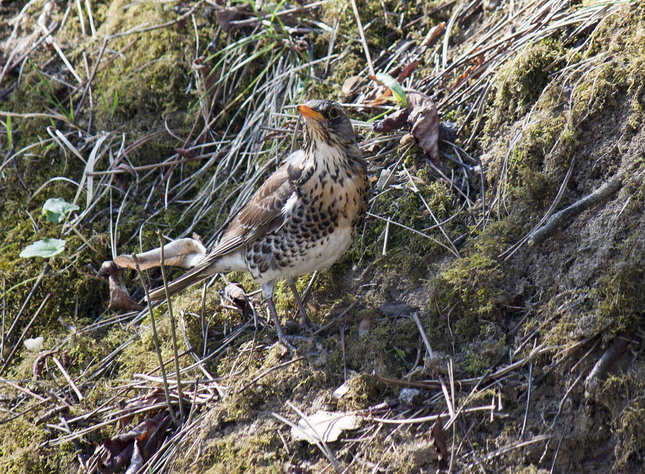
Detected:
left=453, top=48, right=486, bottom=89
left=358, top=315, right=372, bottom=337
left=215, top=4, right=253, bottom=32
left=342, top=75, right=362, bottom=96
left=332, top=381, right=351, bottom=400
left=24, top=336, right=44, bottom=351
left=420, top=22, right=446, bottom=48
left=431, top=416, right=449, bottom=471
left=291, top=411, right=360, bottom=444
left=114, top=238, right=206, bottom=271
left=371, top=91, right=440, bottom=163
left=109, top=272, right=143, bottom=312
left=406, top=91, right=440, bottom=163
left=223, top=282, right=252, bottom=319
left=396, top=61, right=419, bottom=82
left=123, top=440, right=144, bottom=474
left=371, top=108, right=409, bottom=133
left=33, top=349, right=58, bottom=380
left=99, top=411, right=172, bottom=474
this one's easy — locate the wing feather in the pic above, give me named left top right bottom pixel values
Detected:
left=212, top=152, right=305, bottom=257
left=148, top=152, right=305, bottom=301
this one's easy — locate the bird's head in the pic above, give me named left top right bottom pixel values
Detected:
left=297, top=100, right=357, bottom=150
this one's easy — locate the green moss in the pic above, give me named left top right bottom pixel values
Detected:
left=595, top=261, right=645, bottom=333
left=489, top=39, right=565, bottom=126
left=601, top=371, right=645, bottom=470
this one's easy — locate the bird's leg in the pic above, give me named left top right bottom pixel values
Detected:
left=288, top=281, right=314, bottom=330
left=262, top=282, right=296, bottom=351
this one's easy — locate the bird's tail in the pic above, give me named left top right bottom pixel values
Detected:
left=147, top=261, right=215, bottom=302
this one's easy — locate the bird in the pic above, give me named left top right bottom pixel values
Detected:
left=149, top=99, right=371, bottom=348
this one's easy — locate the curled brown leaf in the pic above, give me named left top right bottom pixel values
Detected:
left=406, top=91, right=440, bottom=163
left=215, top=4, right=253, bottom=32
left=431, top=416, right=449, bottom=471
left=371, top=91, right=440, bottom=163
left=109, top=272, right=143, bottom=312
left=223, top=282, right=252, bottom=319
left=99, top=411, right=172, bottom=474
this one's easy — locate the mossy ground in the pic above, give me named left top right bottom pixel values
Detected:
left=1, top=1, right=645, bottom=472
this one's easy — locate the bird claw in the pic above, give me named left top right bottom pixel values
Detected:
left=300, top=317, right=316, bottom=332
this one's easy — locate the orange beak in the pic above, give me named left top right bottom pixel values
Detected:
left=297, top=104, right=325, bottom=122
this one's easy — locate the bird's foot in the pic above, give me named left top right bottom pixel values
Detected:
left=275, top=331, right=297, bottom=352
left=300, top=315, right=316, bottom=332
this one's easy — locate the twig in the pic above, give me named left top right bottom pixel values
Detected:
left=349, top=0, right=375, bottom=76
left=403, top=165, right=461, bottom=258
left=0, top=293, right=52, bottom=376
left=584, top=337, right=624, bottom=399
left=133, top=255, right=178, bottom=426
left=1, top=276, right=5, bottom=363
left=548, top=369, right=586, bottom=431
left=372, top=404, right=498, bottom=425
left=4, top=264, right=49, bottom=346
left=84, top=0, right=97, bottom=39
left=237, top=356, right=305, bottom=394
left=0, top=377, right=48, bottom=402
left=312, top=299, right=359, bottom=336
left=411, top=311, right=434, bottom=359
left=284, top=401, right=342, bottom=473
left=75, top=0, right=86, bottom=37
left=501, top=160, right=575, bottom=259
left=159, top=231, right=186, bottom=423
left=529, top=172, right=624, bottom=246
left=340, top=326, right=347, bottom=382
left=520, top=339, right=536, bottom=440
left=1, top=22, right=58, bottom=80
left=52, top=356, right=84, bottom=402
left=108, top=0, right=205, bottom=39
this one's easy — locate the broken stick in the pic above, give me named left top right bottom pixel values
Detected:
left=528, top=172, right=624, bottom=246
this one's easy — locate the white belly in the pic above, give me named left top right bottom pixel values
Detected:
left=256, top=227, right=353, bottom=284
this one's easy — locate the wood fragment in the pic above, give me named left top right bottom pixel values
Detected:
left=529, top=172, right=624, bottom=246
left=584, top=338, right=624, bottom=400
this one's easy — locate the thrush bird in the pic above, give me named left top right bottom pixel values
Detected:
left=149, top=100, right=370, bottom=347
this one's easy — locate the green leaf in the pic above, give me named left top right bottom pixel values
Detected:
left=42, top=197, right=80, bottom=224
left=394, top=347, right=406, bottom=360
left=375, top=73, right=408, bottom=108
left=20, top=238, right=66, bottom=258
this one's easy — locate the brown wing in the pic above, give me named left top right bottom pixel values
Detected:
left=206, top=155, right=305, bottom=259
left=148, top=159, right=301, bottom=301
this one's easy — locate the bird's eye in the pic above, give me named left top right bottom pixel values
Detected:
left=328, top=107, right=340, bottom=119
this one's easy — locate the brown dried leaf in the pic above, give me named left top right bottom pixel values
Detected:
left=431, top=416, right=449, bottom=471
left=216, top=4, right=253, bottom=32
left=113, top=238, right=206, bottom=271
left=124, top=440, right=144, bottom=474
left=420, top=22, right=446, bottom=48
left=406, top=91, right=440, bottom=163
left=341, top=75, right=362, bottom=96
left=396, top=61, right=419, bottom=82
left=370, top=91, right=440, bottom=163
left=33, top=349, right=58, bottom=380
left=358, top=315, right=371, bottom=338
left=109, top=273, right=143, bottom=312
left=139, top=412, right=172, bottom=461
left=223, top=282, right=252, bottom=318
left=99, top=412, right=172, bottom=474
left=371, top=108, right=409, bottom=133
